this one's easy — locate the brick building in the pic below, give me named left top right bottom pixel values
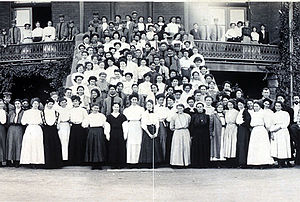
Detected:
left=0, top=1, right=282, bottom=98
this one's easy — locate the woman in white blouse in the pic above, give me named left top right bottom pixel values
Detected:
left=83, top=104, right=109, bottom=170
left=20, top=98, right=45, bottom=167
left=32, top=21, right=43, bottom=42
left=0, top=99, right=6, bottom=166
left=43, top=20, right=55, bottom=42
left=57, top=97, right=71, bottom=162
left=41, top=98, right=62, bottom=168
left=68, top=95, right=88, bottom=165
left=251, top=26, right=259, bottom=44
left=139, top=100, right=163, bottom=166
left=123, top=93, right=145, bottom=165
left=22, top=23, right=33, bottom=43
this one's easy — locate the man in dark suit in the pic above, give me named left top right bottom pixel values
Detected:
left=67, top=20, right=79, bottom=41
left=0, top=29, right=9, bottom=47
left=56, top=14, right=68, bottom=40
left=8, top=20, right=21, bottom=44
left=189, top=23, right=201, bottom=40
left=258, top=24, right=269, bottom=44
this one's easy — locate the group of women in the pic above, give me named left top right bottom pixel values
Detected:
left=0, top=90, right=293, bottom=170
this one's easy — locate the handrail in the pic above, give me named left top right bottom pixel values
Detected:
left=194, top=40, right=280, bottom=63
left=0, top=41, right=75, bottom=63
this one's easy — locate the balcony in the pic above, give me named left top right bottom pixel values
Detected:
left=194, top=40, right=280, bottom=64
left=0, top=41, right=75, bottom=64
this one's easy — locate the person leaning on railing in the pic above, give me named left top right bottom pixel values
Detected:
left=32, top=21, right=43, bottom=42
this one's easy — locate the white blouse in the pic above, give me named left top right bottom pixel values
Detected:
left=32, top=27, right=43, bottom=37
left=123, top=105, right=144, bottom=121
left=43, top=26, right=56, bottom=42
left=70, top=107, right=88, bottom=124
left=14, top=108, right=21, bottom=123
left=236, top=109, right=244, bottom=125
left=0, top=109, right=6, bottom=124
left=57, top=107, right=70, bottom=122
left=43, top=108, right=58, bottom=126
left=21, top=109, right=43, bottom=125
left=141, top=111, right=159, bottom=130
left=82, top=113, right=106, bottom=128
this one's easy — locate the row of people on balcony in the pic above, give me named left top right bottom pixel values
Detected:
left=0, top=15, right=79, bottom=46
left=225, top=21, right=269, bottom=44
left=1, top=84, right=299, bottom=170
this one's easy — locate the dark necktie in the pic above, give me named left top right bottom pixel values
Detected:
left=5, top=103, right=9, bottom=114
left=110, top=96, right=115, bottom=112
left=12, top=27, right=15, bottom=44
left=70, top=27, right=73, bottom=40
left=90, top=31, right=93, bottom=39
left=59, top=23, right=63, bottom=39
left=169, top=56, right=172, bottom=66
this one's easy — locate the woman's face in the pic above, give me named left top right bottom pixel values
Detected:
left=156, top=76, right=163, bottom=83
left=72, top=100, right=80, bottom=107
left=216, top=104, right=223, bottom=113
left=253, top=27, right=257, bottom=32
left=47, top=102, right=54, bottom=109
left=131, top=97, right=138, bottom=105
left=146, top=101, right=153, bottom=111
left=32, top=101, right=39, bottom=109
left=237, top=102, right=244, bottom=111
left=253, top=103, right=261, bottom=112
left=77, top=87, right=84, bottom=96
left=275, top=103, right=282, bottom=112
left=112, top=103, right=120, bottom=112
left=175, top=34, right=181, bottom=40
left=167, top=98, right=174, bottom=106
left=15, top=101, right=22, bottom=109
left=91, top=91, right=98, bottom=98
left=263, top=101, right=270, bottom=109
left=59, top=100, right=67, bottom=108
left=36, top=22, right=40, bottom=28
left=236, top=91, right=242, bottom=98
left=177, top=106, right=184, bottom=113
left=91, top=105, right=99, bottom=113
left=48, top=21, right=52, bottom=27
left=171, top=79, right=179, bottom=87
left=227, top=101, right=234, bottom=109
left=182, top=77, right=188, bottom=84
left=196, top=104, right=204, bottom=113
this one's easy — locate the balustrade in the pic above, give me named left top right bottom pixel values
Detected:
left=194, top=40, right=280, bottom=63
left=0, top=41, right=75, bottom=63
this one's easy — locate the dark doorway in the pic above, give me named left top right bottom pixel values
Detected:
left=10, top=76, right=54, bottom=104
left=212, top=71, right=268, bottom=99
left=32, top=6, right=52, bottom=28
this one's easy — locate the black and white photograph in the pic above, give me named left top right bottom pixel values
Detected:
left=0, top=0, right=300, bottom=201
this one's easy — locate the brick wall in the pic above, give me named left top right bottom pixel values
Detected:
left=248, top=2, right=281, bottom=44
left=153, top=2, right=184, bottom=24
left=0, top=2, right=12, bottom=31
left=51, top=2, right=80, bottom=27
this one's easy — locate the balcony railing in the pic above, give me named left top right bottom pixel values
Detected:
left=0, top=41, right=75, bottom=64
left=194, top=40, right=280, bottom=63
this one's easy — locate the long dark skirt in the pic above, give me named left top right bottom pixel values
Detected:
left=139, top=125, right=163, bottom=164
left=108, top=126, right=126, bottom=165
left=165, top=121, right=173, bottom=164
left=236, top=125, right=250, bottom=166
left=68, top=124, right=87, bottom=165
left=159, top=122, right=167, bottom=161
left=0, top=125, right=6, bottom=162
left=43, top=125, right=62, bottom=168
left=6, top=125, right=24, bottom=161
left=85, top=127, right=107, bottom=163
left=191, top=127, right=210, bottom=168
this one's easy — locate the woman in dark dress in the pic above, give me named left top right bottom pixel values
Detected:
left=139, top=100, right=163, bottom=167
left=190, top=102, right=210, bottom=168
left=41, top=98, right=62, bottom=168
left=236, top=98, right=251, bottom=168
left=107, top=103, right=127, bottom=168
left=6, top=99, right=24, bottom=167
left=68, top=95, right=88, bottom=165
left=83, top=104, right=108, bottom=170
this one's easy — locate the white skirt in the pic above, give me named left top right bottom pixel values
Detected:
left=170, top=129, right=191, bottom=166
left=58, top=122, right=71, bottom=161
left=126, top=121, right=143, bottom=164
left=247, top=126, right=274, bottom=165
left=270, top=128, right=291, bottom=159
left=20, top=125, right=45, bottom=164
